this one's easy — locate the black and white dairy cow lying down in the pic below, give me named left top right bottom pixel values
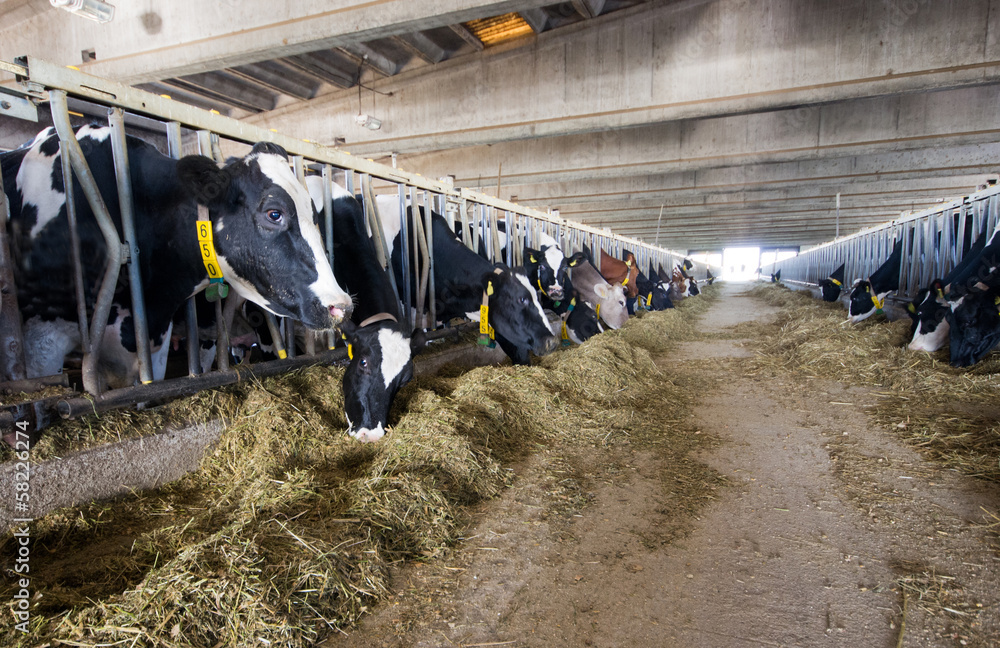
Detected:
left=1, top=125, right=353, bottom=391
left=376, top=196, right=558, bottom=365
left=304, top=177, right=424, bottom=442
left=819, top=263, right=846, bottom=302
left=848, top=239, right=903, bottom=323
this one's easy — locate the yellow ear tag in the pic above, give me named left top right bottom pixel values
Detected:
left=938, top=288, right=945, bottom=298
left=830, top=278, right=842, bottom=287
left=479, top=304, right=490, bottom=336
left=906, top=303, right=916, bottom=314
left=872, top=293, right=884, bottom=310
left=595, top=303, right=601, bottom=319
left=529, top=255, right=537, bottom=263
left=487, top=281, right=494, bottom=297
left=647, top=291, right=653, bottom=304
left=347, top=344, right=353, bottom=360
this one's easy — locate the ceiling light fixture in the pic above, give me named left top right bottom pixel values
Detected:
left=50, top=0, right=115, bottom=23
left=354, top=113, right=381, bottom=130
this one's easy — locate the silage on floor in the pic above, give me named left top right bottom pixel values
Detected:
left=1, top=288, right=718, bottom=648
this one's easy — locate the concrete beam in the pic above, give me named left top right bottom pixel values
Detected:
left=0, top=0, right=552, bottom=84
left=251, top=0, right=1000, bottom=155
left=489, top=144, right=1000, bottom=207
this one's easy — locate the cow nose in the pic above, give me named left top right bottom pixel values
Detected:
left=535, top=334, right=559, bottom=356
left=549, top=286, right=564, bottom=300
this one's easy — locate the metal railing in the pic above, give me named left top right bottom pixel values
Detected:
left=0, top=56, right=689, bottom=430
left=762, top=184, right=1000, bottom=300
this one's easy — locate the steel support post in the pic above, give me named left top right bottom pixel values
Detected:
left=108, top=107, right=154, bottom=384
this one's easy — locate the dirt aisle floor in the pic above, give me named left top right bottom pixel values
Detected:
left=326, top=282, right=1000, bottom=648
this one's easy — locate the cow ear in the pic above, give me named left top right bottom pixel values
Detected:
left=525, top=246, right=540, bottom=264
left=410, top=328, right=428, bottom=356
left=594, top=283, right=610, bottom=298
left=337, top=318, right=358, bottom=342
left=177, top=154, right=234, bottom=207
left=566, top=252, right=586, bottom=268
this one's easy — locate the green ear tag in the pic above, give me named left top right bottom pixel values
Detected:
left=205, top=282, right=229, bottom=302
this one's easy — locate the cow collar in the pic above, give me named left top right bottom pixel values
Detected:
left=867, top=279, right=885, bottom=311
left=196, top=205, right=229, bottom=302
left=560, top=297, right=576, bottom=346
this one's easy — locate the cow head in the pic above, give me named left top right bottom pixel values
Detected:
left=525, top=234, right=574, bottom=301
left=485, top=267, right=559, bottom=363
left=340, top=318, right=426, bottom=442
left=819, top=279, right=843, bottom=302
left=847, top=279, right=884, bottom=323
left=592, top=281, right=629, bottom=329
left=944, top=290, right=1000, bottom=367
left=564, top=297, right=602, bottom=344
left=687, top=277, right=700, bottom=296
left=177, top=142, right=352, bottom=330
left=906, top=280, right=949, bottom=353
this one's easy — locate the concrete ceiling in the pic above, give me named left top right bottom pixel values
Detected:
left=2, top=0, right=999, bottom=252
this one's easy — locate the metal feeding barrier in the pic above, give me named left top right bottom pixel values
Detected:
left=761, top=184, right=1000, bottom=301
left=0, top=56, right=688, bottom=436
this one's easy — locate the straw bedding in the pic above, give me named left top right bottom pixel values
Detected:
left=0, top=289, right=717, bottom=647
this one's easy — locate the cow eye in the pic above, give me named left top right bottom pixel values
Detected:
left=359, top=357, right=369, bottom=369
left=266, top=209, right=284, bottom=224
left=520, top=295, right=529, bottom=305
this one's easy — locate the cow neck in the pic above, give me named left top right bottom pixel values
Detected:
left=867, top=277, right=885, bottom=310
left=359, top=312, right=397, bottom=328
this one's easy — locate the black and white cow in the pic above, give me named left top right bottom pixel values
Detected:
left=638, top=264, right=673, bottom=310
left=376, top=196, right=558, bottom=366
left=1, top=125, right=352, bottom=390
left=907, top=222, right=996, bottom=354
left=770, top=269, right=781, bottom=283
left=848, top=239, right=902, bottom=324
left=943, top=226, right=1000, bottom=366
left=304, top=177, right=424, bottom=442
left=525, top=231, right=574, bottom=302
left=561, top=297, right=602, bottom=344
left=819, top=263, right=846, bottom=302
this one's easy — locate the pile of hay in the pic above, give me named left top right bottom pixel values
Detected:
left=740, top=283, right=1000, bottom=482
left=1, top=289, right=716, bottom=647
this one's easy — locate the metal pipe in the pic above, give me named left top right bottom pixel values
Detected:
left=263, top=311, right=286, bottom=359
left=0, top=373, right=69, bottom=395
left=0, top=179, right=27, bottom=382
left=424, top=190, right=436, bottom=327
left=50, top=90, right=123, bottom=396
left=164, top=122, right=204, bottom=376
left=284, top=317, right=297, bottom=359
left=58, top=140, right=91, bottom=355
left=397, top=183, right=412, bottom=316
left=108, top=107, right=154, bottom=384
left=54, top=321, right=480, bottom=421
left=322, top=164, right=335, bottom=266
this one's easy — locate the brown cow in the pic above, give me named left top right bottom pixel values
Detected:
left=599, top=249, right=640, bottom=299
left=668, top=267, right=688, bottom=302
